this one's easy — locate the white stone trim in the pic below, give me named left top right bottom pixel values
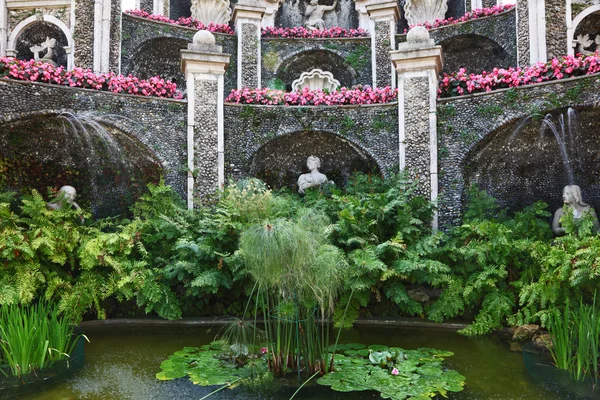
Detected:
left=471, top=0, right=482, bottom=9
left=186, top=71, right=195, bottom=209
left=101, top=0, right=111, bottom=72
left=0, top=0, right=7, bottom=57
left=7, top=0, right=69, bottom=7
left=154, top=0, right=164, bottom=15
left=397, top=74, right=405, bottom=171
left=389, top=18, right=396, bottom=89
left=370, top=18, right=376, bottom=88
left=427, top=68, right=438, bottom=231
left=217, top=73, right=224, bottom=189
left=567, top=4, right=600, bottom=56
left=527, top=0, right=546, bottom=64
left=7, top=14, right=74, bottom=69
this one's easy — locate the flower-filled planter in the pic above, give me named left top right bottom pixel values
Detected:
left=124, top=9, right=234, bottom=34
left=262, top=26, right=369, bottom=38
left=403, top=5, right=515, bottom=33
left=225, top=86, right=397, bottom=105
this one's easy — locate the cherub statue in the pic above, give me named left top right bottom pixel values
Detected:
left=29, top=37, right=59, bottom=66
left=304, top=0, right=337, bottom=30
left=297, top=156, right=332, bottom=193
left=552, top=185, right=600, bottom=235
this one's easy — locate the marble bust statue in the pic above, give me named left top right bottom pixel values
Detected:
left=47, top=185, right=81, bottom=211
left=297, top=156, right=331, bottom=193
left=304, top=0, right=337, bottom=31
left=552, top=185, right=600, bottom=235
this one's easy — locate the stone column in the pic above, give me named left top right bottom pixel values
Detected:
left=366, top=1, right=399, bottom=88
left=391, top=27, right=443, bottom=229
left=181, top=31, right=230, bottom=208
left=232, top=0, right=265, bottom=89
left=92, top=0, right=120, bottom=73
left=0, top=0, right=6, bottom=58
left=516, top=0, right=546, bottom=66
left=153, top=0, right=170, bottom=16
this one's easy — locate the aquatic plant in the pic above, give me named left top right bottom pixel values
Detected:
left=547, top=296, right=600, bottom=384
left=317, top=343, right=465, bottom=399
left=0, top=302, right=84, bottom=378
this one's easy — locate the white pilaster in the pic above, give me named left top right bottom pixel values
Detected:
left=0, top=0, right=7, bottom=57
left=471, top=0, right=482, bottom=9
left=153, top=0, right=164, bottom=15
left=528, top=0, right=546, bottom=64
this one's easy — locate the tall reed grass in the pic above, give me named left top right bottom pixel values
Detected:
left=0, top=302, right=84, bottom=378
left=547, top=295, right=600, bottom=384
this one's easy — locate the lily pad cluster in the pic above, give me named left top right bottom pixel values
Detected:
left=156, top=341, right=271, bottom=387
left=317, top=343, right=466, bottom=400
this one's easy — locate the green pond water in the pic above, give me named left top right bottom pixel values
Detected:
left=4, top=323, right=576, bottom=400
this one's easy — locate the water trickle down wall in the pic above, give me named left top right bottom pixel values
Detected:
left=0, top=113, right=163, bottom=218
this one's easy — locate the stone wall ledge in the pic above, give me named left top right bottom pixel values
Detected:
left=438, top=71, right=600, bottom=104
left=224, top=101, right=397, bottom=109
left=262, top=36, right=371, bottom=42
left=122, top=13, right=235, bottom=38
left=396, top=7, right=515, bottom=38
left=0, top=78, right=187, bottom=104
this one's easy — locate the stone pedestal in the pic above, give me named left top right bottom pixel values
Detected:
left=232, top=0, right=265, bottom=89
left=366, top=1, right=399, bottom=88
left=181, top=31, right=231, bottom=208
left=391, top=27, right=443, bottom=229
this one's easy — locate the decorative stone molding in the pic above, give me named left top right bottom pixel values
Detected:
left=568, top=4, right=600, bottom=56
left=259, top=0, right=283, bottom=27
left=404, top=0, right=448, bottom=26
left=181, top=30, right=231, bottom=207
left=233, top=0, right=265, bottom=89
left=191, top=0, right=232, bottom=25
left=0, top=0, right=7, bottom=57
left=291, top=69, right=340, bottom=91
left=391, top=26, right=443, bottom=229
left=6, top=14, right=74, bottom=69
left=366, top=1, right=399, bottom=88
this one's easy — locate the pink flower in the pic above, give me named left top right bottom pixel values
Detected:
left=260, top=347, right=268, bottom=354
left=391, top=368, right=399, bottom=376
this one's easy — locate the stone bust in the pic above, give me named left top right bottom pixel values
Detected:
left=47, top=185, right=81, bottom=211
left=304, top=0, right=337, bottom=31
left=552, top=185, right=600, bottom=235
left=297, top=156, right=331, bottom=194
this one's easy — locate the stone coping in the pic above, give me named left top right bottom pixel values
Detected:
left=122, top=13, right=235, bottom=37
left=224, top=101, right=397, bottom=109
left=0, top=78, right=187, bottom=104
left=80, top=316, right=468, bottom=331
left=396, top=7, right=515, bottom=38
left=438, top=71, right=600, bottom=103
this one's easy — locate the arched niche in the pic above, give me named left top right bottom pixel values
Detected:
left=439, top=34, right=513, bottom=74
left=462, top=106, right=600, bottom=214
left=276, top=50, right=356, bottom=90
left=7, top=15, right=74, bottom=69
left=570, top=7, right=600, bottom=56
left=249, top=130, right=381, bottom=191
left=122, top=37, right=189, bottom=87
left=0, top=113, right=163, bottom=218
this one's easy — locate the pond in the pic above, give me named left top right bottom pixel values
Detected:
left=9, top=322, right=566, bottom=400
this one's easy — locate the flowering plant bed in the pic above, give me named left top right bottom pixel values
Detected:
left=438, top=53, right=600, bottom=97
left=124, top=9, right=234, bottom=34
left=262, top=26, right=369, bottom=38
left=0, top=57, right=183, bottom=99
left=403, top=5, right=515, bottom=33
left=225, top=86, right=397, bottom=105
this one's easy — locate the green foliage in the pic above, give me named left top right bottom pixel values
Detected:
left=0, top=302, right=84, bottom=378
left=317, top=344, right=465, bottom=399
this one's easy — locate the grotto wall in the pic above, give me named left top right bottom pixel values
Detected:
left=223, top=103, right=398, bottom=189
left=438, top=73, right=600, bottom=228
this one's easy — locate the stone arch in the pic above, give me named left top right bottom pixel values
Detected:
left=568, top=5, right=600, bottom=56
left=248, top=130, right=382, bottom=190
left=461, top=105, right=600, bottom=213
left=0, top=111, right=164, bottom=217
left=276, top=49, right=357, bottom=90
left=7, top=15, right=74, bottom=69
left=438, top=34, right=512, bottom=73
left=121, top=36, right=190, bottom=86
